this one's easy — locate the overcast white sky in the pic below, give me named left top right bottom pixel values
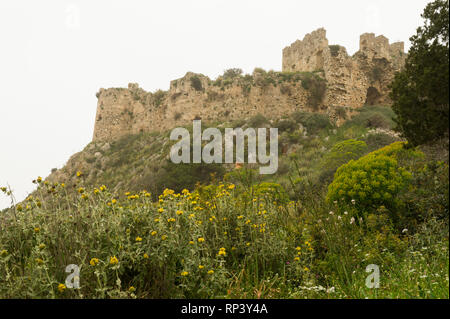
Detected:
left=0, top=0, right=430, bottom=209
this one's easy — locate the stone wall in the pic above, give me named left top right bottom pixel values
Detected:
left=93, top=72, right=310, bottom=141
left=92, top=28, right=407, bottom=142
left=283, top=29, right=406, bottom=114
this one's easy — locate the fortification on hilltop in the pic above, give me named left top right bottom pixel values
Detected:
left=92, top=28, right=406, bottom=142
left=283, top=28, right=406, bottom=110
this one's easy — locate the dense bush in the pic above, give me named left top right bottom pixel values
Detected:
left=275, top=119, right=298, bottom=133
left=247, top=114, right=269, bottom=127
left=363, top=132, right=399, bottom=152
left=329, top=45, right=340, bottom=57
left=397, top=160, right=449, bottom=230
left=322, top=139, right=368, bottom=170
left=253, top=182, right=290, bottom=205
left=222, top=68, right=243, bottom=80
left=327, top=144, right=412, bottom=217
left=292, top=111, right=333, bottom=135
left=301, top=74, right=327, bottom=109
left=190, top=76, right=203, bottom=92
left=152, top=161, right=225, bottom=196
left=345, top=105, right=396, bottom=130
left=152, top=90, right=167, bottom=107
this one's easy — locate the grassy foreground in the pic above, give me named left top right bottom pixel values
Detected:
left=0, top=155, right=448, bottom=298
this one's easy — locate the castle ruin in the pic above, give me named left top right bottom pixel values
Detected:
left=92, top=28, right=406, bottom=142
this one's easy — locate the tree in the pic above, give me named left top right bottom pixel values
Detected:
left=390, top=0, right=449, bottom=146
left=223, top=68, right=243, bottom=80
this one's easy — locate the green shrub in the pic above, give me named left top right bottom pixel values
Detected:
left=223, top=68, right=243, bottom=80
left=334, top=106, right=347, bottom=119
left=322, top=139, right=368, bottom=171
left=398, top=160, right=449, bottom=230
left=190, top=76, right=203, bottom=91
left=363, top=133, right=399, bottom=152
left=152, top=161, right=225, bottom=196
left=248, top=114, right=269, bottom=127
left=153, top=90, right=167, bottom=107
left=301, top=75, right=327, bottom=109
left=275, top=119, right=297, bottom=133
left=326, top=147, right=412, bottom=216
left=345, top=105, right=396, bottom=129
left=371, top=141, right=424, bottom=166
left=329, top=45, right=340, bottom=57
left=253, top=182, right=290, bottom=204
left=292, top=112, right=333, bottom=135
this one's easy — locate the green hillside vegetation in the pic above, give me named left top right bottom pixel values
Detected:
left=1, top=104, right=448, bottom=298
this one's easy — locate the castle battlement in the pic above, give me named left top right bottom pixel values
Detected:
left=283, top=28, right=405, bottom=73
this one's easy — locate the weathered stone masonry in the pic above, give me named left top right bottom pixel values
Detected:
left=93, top=28, right=406, bottom=142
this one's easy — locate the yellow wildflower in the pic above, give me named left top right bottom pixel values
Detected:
left=197, top=237, right=205, bottom=243
left=90, top=258, right=99, bottom=266
left=109, top=256, right=119, bottom=265
left=181, top=271, right=189, bottom=277
left=135, top=236, right=143, bottom=242
left=58, top=283, right=66, bottom=293
left=217, top=248, right=226, bottom=257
